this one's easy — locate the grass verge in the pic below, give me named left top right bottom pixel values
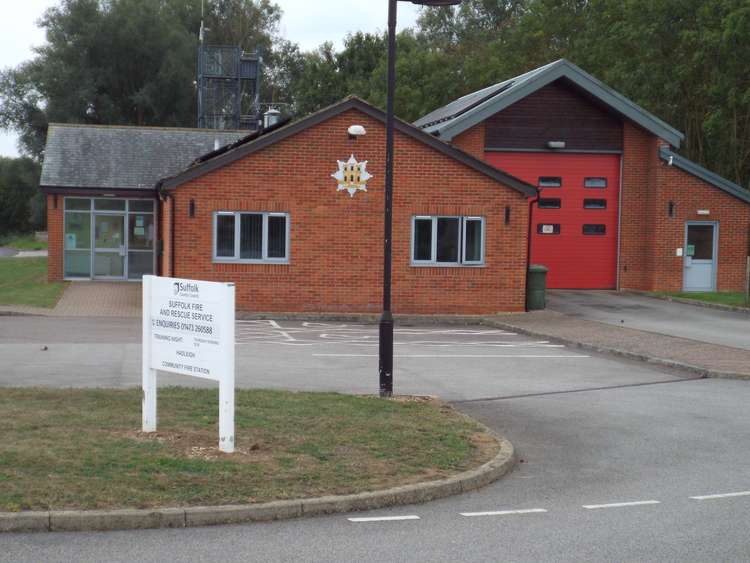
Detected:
left=0, top=257, right=66, bottom=308
left=655, top=291, right=749, bottom=308
left=0, top=233, right=47, bottom=251
left=0, top=387, right=498, bottom=511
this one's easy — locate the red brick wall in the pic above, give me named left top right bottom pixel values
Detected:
left=168, top=109, right=529, bottom=314
left=158, top=196, right=172, bottom=277
left=620, top=122, right=750, bottom=292
left=47, top=194, right=63, bottom=282
left=619, top=122, right=659, bottom=290
left=452, top=123, right=485, bottom=161
left=650, top=161, right=750, bottom=292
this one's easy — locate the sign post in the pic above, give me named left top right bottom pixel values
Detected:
left=142, top=276, right=157, bottom=432
left=142, top=275, right=235, bottom=453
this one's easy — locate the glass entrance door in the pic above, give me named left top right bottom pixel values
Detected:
left=93, top=214, right=126, bottom=279
left=127, top=212, right=155, bottom=279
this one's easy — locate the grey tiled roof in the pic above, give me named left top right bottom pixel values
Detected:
left=40, top=124, right=249, bottom=190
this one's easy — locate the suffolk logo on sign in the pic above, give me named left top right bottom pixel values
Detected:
left=332, top=154, right=372, bottom=197
left=173, top=281, right=199, bottom=297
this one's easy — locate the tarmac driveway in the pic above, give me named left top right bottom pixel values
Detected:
left=3, top=315, right=750, bottom=562
left=0, top=316, right=688, bottom=401
left=547, top=290, right=750, bottom=351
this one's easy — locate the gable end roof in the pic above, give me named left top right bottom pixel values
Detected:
left=415, top=59, right=684, bottom=148
left=160, top=97, right=537, bottom=197
left=659, top=147, right=750, bottom=205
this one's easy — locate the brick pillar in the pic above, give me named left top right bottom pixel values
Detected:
left=47, top=194, right=64, bottom=282
left=159, top=196, right=172, bottom=277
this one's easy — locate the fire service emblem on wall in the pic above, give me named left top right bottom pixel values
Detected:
left=331, top=155, right=372, bottom=197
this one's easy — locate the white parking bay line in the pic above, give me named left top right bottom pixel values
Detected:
left=690, top=491, right=750, bottom=501
left=313, top=354, right=590, bottom=358
left=460, top=508, right=548, bottom=517
left=583, top=500, right=660, bottom=510
left=348, top=515, right=420, bottom=522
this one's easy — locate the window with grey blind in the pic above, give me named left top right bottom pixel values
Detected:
left=239, top=214, right=263, bottom=259
left=213, top=212, right=289, bottom=263
left=216, top=214, right=236, bottom=258
left=412, top=216, right=484, bottom=266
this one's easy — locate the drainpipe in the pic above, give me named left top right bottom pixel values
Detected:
left=170, top=194, right=176, bottom=277
left=615, top=154, right=624, bottom=291
left=525, top=191, right=540, bottom=312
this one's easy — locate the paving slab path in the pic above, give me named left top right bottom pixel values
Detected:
left=491, top=309, right=750, bottom=379
left=547, top=289, right=750, bottom=350
left=0, top=282, right=140, bottom=317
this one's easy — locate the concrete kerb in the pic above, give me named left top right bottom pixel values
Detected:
left=0, top=436, right=514, bottom=533
left=482, top=318, right=750, bottom=381
left=236, top=311, right=498, bottom=326
left=623, top=290, right=750, bottom=315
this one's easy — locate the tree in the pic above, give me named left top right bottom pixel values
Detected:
left=273, top=29, right=463, bottom=123
left=0, top=158, right=42, bottom=235
left=569, top=0, right=750, bottom=187
left=272, top=32, right=387, bottom=117
left=0, top=0, right=282, bottom=159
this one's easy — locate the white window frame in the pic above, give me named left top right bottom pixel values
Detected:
left=462, top=216, right=485, bottom=265
left=212, top=211, right=290, bottom=264
left=411, top=215, right=485, bottom=267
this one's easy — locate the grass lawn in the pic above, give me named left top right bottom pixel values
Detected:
left=0, top=257, right=66, bottom=308
left=0, top=387, right=498, bottom=512
left=0, top=234, right=47, bottom=251
left=656, top=291, right=749, bottom=308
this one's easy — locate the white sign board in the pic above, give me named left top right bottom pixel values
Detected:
left=142, top=275, right=236, bottom=452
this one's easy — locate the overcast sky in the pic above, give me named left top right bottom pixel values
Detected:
left=0, top=1, right=421, bottom=158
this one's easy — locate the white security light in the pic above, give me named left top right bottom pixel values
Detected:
left=348, top=125, right=367, bottom=138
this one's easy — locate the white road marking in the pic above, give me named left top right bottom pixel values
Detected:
left=313, top=354, right=590, bottom=359
left=264, top=319, right=297, bottom=342
left=582, top=500, right=660, bottom=510
left=690, top=491, right=750, bottom=501
left=460, top=508, right=548, bottom=517
left=347, top=515, right=420, bottom=522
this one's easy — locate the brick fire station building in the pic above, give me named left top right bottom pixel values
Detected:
left=416, top=59, right=750, bottom=292
left=41, top=60, right=750, bottom=314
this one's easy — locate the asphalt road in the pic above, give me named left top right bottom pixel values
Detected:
left=0, top=317, right=684, bottom=399
left=1, top=316, right=749, bottom=562
left=547, top=290, right=750, bottom=350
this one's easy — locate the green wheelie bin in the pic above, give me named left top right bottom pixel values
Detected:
left=526, top=264, right=548, bottom=310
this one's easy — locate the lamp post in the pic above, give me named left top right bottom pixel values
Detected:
left=379, top=0, right=463, bottom=398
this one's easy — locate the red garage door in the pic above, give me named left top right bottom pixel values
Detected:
left=486, top=152, right=621, bottom=289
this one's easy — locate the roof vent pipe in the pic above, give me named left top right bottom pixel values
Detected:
left=263, top=108, right=282, bottom=129
left=214, top=138, right=220, bottom=151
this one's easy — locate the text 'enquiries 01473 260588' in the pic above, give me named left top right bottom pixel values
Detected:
left=148, top=279, right=230, bottom=379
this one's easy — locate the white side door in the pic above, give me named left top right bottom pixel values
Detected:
left=683, top=222, right=717, bottom=292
